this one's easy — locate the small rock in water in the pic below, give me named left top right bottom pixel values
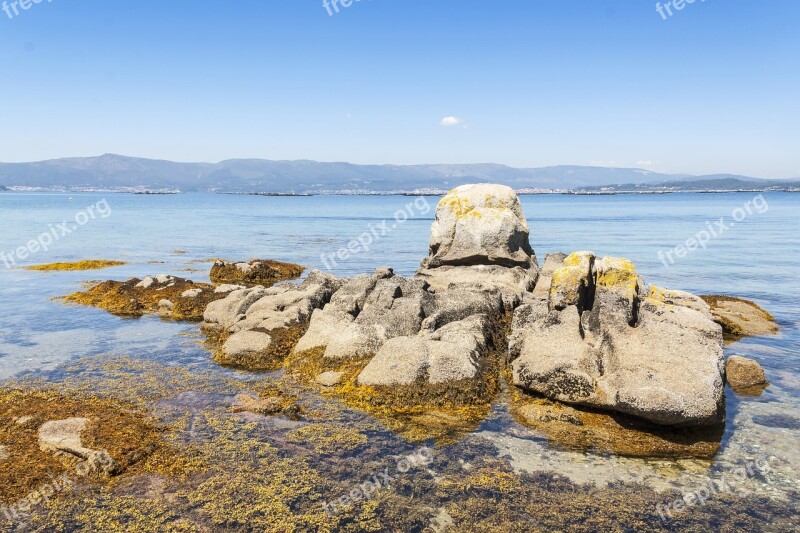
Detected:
left=726, top=355, right=769, bottom=395
left=231, top=393, right=289, bottom=416
left=315, top=371, right=344, bottom=387
left=38, top=418, right=120, bottom=474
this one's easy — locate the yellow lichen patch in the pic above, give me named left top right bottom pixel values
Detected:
left=563, top=251, right=595, bottom=268
left=596, top=256, right=638, bottom=295
left=700, top=295, right=778, bottom=340
left=25, top=260, right=126, bottom=271
left=441, top=194, right=481, bottom=220
left=209, top=259, right=305, bottom=287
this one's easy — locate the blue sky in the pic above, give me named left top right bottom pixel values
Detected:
left=1, top=0, right=798, bottom=178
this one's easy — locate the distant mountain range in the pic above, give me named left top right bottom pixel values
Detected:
left=575, top=176, right=800, bottom=194
left=0, top=154, right=797, bottom=194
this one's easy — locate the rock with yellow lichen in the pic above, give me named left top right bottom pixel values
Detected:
left=512, top=251, right=726, bottom=427
left=417, top=184, right=539, bottom=305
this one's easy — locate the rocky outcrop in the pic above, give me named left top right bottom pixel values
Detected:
left=417, top=184, right=539, bottom=305
left=726, top=355, right=768, bottom=395
left=511, top=252, right=725, bottom=427
left=202, top=270, right=342, bottom=369
left=210, top=259, right=305, bottom=287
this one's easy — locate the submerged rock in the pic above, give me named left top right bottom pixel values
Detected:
left=700, top=295, right=779, bottom=341
left=726, top=355, right=769, bottom=395
left=511, top=251, right=725, bottom=427
left=210, top=259, right=304, bottom=287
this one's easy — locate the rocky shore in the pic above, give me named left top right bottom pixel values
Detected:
left=59, top=184, right=777, bottom=453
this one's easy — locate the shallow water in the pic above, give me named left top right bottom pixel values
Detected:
left=0, top=191, right=798, bottom=531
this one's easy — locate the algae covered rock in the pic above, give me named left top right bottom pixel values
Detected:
left=63, top=275, right=224, bottom=321
left=700, top=294, right=779, bottom=341
left=512, top=252, right=725, bottom=427
left=210, top=259, right=304, bottom=287
left=726, top=355, right=769, bottom=394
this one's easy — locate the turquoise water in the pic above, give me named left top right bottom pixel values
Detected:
left=0, top=191, right=798, bottom=526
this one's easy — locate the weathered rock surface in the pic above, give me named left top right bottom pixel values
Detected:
left=700, top=295, right=779, bottom=340
left=417, top=184, right=539, bottom=304
left=203, top=270, right=342, bottom=369
left=726, top=355, right=768, bottom=394
left=511, top=251, right=725, bottom=427
left=210, top=259, right=304, bottom=287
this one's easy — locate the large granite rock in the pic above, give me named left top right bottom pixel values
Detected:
left=417, top=184, right=539, bottom=305
left=511, top=252, right=725, bottom=427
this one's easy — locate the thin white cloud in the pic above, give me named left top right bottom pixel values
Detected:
left=440, top=116, right=463, bottom=127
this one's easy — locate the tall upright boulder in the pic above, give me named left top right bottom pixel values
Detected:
left=417, top=184, right=539, bottom=305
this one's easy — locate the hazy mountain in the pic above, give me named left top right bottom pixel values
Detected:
left=0, top=154, right=794, bottom=193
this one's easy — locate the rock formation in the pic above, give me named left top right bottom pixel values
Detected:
left=510, top=252, right=725, bottom=427
left=417, top=184, right=539, bottom=306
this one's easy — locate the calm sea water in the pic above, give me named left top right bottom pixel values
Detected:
left=0, top=191, right=798, bottom=521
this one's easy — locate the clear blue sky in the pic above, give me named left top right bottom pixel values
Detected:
left=1, top=0, right=798, bottom=178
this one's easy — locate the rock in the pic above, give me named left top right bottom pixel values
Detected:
left=214, top=284, right=246, bottom=293
left=219, top=331, right=274, bottom=367
left=315, top=371, right=345, bottom=387
left=13, top=415, right=34, bottom=425
left=38, top=418, right=120, bottom=473
left=358, top=314, right=492, bottom=386
left=210, top=259, right=304, bottom=287
left=157, top=299, right=174, bottom=316
left=531, top=253, right=566, bottom=300
left=181, top=288, right=203, bottom=298
left=0, top=444, right=8, bottom=461
left=417, top=184, right=539, bottom=305
left=39, top=418, right=94, bottom=457
left=203, top=270, right=342, bottom=369
left=421, top=184, right=536, bottom=269
left=700, top=295, right=779, bottom=340
left=512, top=252, right=725, bottom=427
left=231, top=393, right=285, bottom=416
left=726, top=355, right=768, bottom=394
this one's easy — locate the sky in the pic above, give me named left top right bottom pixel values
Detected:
left=0, top=0, right=798, bottom=178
